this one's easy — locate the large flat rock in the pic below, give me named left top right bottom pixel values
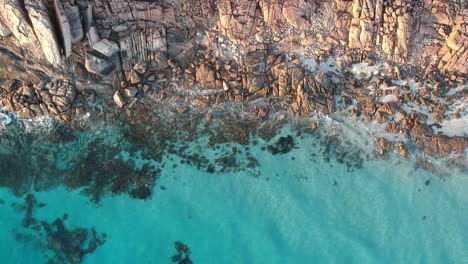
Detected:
left=92, top=39, right=120, bottom=57
left=0, top=0, right=37, bottom=46
left=63, top=3, right=83, bottom=43
left=85, top=51, right=115, bottom=76
left=53, top=0, right=72, bottom=57
left=25, top=0, right=62, bottom=65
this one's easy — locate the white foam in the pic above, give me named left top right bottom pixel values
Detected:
left=378, top=94, right=398, bottom=103
left=0, top=112, right=12, bottom=126
left=21, top=115, right=55, bottom=134
left=392, top=78, right=421, bottom=91
left=446, top=85, right=467, bottom=97
left=318, top=57, right=339, bottom=73
left=301, top=58, right=317, bottom=72
left=351, top=62, right=385, bottom=80
left=434, top=115, right=468, bottom=137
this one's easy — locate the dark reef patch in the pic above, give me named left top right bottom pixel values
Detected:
left=13, top=194, right=106, bottom=264
left=320, top=134, right=365, bottom=172
left=43, top=218, right=106, bottom=264
left=267, top=135, right=297, bottom=155
left=171, top=241, right=192, bottom=264
left=0, top=101, right=265, bottom=202
left=0, top=97, right=457, bottom=203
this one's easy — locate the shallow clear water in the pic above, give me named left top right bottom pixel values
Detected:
left=1, top=119, right=467, bottom=264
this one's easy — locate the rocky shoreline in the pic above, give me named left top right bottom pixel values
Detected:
left=0, top=0, right=467, bottom=181
left=0, top=58, right=466, bottom=162
left=0, top=84, right=466, bottom=203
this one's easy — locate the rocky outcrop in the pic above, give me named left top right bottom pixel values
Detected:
left=0, top=0, right=466, bottom=159
left=63, top=2, right=83, bottom=43
left=412, top=123, right=467, bottom=158
left=24, top=0, right=62, bottom=65
left=0, top=79, right=77, bottom=121
left=0, top=0, right=38, bottom=47
left=54, top=0, right=72, bottom=57
left=1, top=0, right=465, bottom=86
left=335, top=0, right=467, bottom=75
left=85, top=51, right=114, bottom=75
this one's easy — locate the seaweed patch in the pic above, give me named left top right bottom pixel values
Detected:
left=170, top=241, right=192, bottom=264
left=13, top=194, right=106, bottom=264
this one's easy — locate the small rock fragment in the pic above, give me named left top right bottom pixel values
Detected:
left=113, top=91, right=124, bottom=108
left=124, top=87, right=138, bottom=97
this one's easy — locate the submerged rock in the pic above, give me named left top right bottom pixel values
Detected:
left=171, top=241, right=192, bottom=264
left=13, top=194, right=106, bottom=263
left=129, top=186, right=151, bottom=200
left=267, top=135, right=296, bottom=155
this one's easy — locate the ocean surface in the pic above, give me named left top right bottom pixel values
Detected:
left=0, top=113, right=467, bottom=264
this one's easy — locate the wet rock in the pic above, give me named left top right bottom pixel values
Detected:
left=205, top=111, right=212, bottom=126
left=0, top=112, right=12, bottom=125
left=376, top=137, right=393, bottom=156
left=82, top=89, right=96, bottom=103
left=311, top=121, right=318, bottom=131
left=397, top=142, right=407, bottom=157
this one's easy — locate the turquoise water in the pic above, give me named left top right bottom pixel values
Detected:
left=1, top=117, right=468, bottom=263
